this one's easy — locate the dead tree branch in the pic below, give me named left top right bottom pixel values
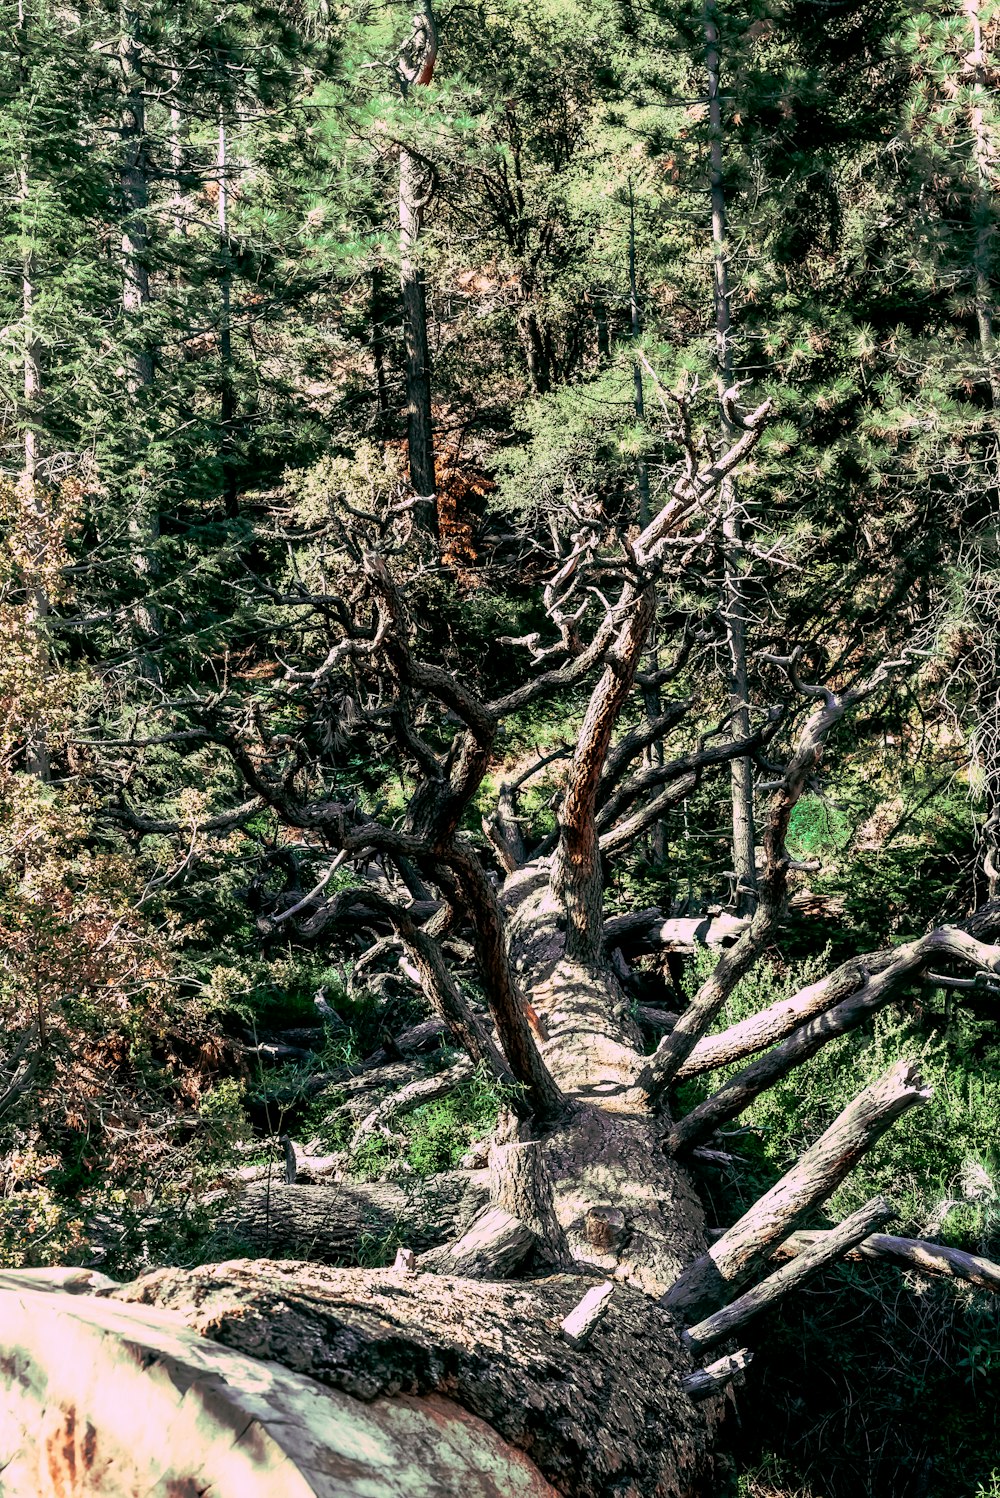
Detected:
left=663, top=1059, right=931, bottom=1319
left=668, top=928, right=1000, bottom=1153
left=777, top=1230, right=1000, bottom=1291
left=681, top=1197, right=895, bottom=1355
left=640, top=654, right=911, bottom=1097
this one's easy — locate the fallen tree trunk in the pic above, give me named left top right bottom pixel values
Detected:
left=0, top=1277, right=558, bottom=1497
left=110, top=1258, right=724, bottom=1498
left=215, top=1170, right=489, bottom=1261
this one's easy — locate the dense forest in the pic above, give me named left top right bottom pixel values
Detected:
left=1, top=0, right=999, bottom=1493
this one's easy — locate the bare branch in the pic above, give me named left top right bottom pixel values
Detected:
left=668, top=927, right=1000, bottom=1153
left=663, top=1059, right=932, bottom=1320
left=777, top=1230, right=1000, bottom=1291
left=678, top=910, right=1000, bottom=1081
left=597, top=707, right=783, bottom=837
left=106, top=794, right=263, bottom=837
left=351, top=1058, right=474, bottom=1149
left=597, top=699, right=693, bottom=806
left=682, top=1197, right=895, bottom=1355
left=639, top=660, right=904, bottom=1097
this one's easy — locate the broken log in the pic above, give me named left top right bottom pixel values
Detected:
left=560, top=1280, right=615, bottom=1347
left=489, top=1138, right=571, bottom=1266
left=603, top=909, right=749, bottom=954
left=108, top=1258, right=718, bottom=1498
left=681, top=1347, right=753, bottom=1401
left=0, top=1278, right=557, bottom=1497
left=418, top=1204, right=536, bottom=1278
left=216, top=1170, right=489, bottom=1262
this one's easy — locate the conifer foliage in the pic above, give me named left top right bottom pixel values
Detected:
left=0, top=1, right=998, bottom=1494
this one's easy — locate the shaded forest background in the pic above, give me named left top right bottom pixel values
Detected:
left=1, top=0, right=999, bottom=1492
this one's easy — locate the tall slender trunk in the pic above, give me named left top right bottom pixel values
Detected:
left=370, top=266, right=392, bottom=433
left=119, top=11, right=161, bottom=668
left=218, top=110, right=238, bottom=518
left=169, top=69, right=182, bottom=239
left=964, top=0, right=999, bottom=407
left=706, top=0, right=757, bottom=913
left=519, top=302, right=552, bottom=394
left=397, top=2, right=438, bottom=523
left=628, top=181, right=651, bottom=530
left=962, top=0, right=1000, bottom=893
left=17, top=0, right=49, bottom=779
left=629, top=181, right=665, bottom=861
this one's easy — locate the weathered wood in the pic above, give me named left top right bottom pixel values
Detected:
left=642, top=663, right=892, bottom=1093
left=663, top=1059, right=931, bottom=1319
left=392, top=1246, right=416, bottom=1275
left=217, top=1171, right=489, bottom=1262
left=603, top=909, right=748, bottom=954
left=676, top=923, right=1000, bottom=1085
left=0, top=1282, right=557, bottom=1497
left=418, top=1204, right=536, bottom=1278
left=681, top=1347, right=753, bottom=1401
left=351, top=1057, right=473, bottom=1148
left=560, top=1280, right=615, bottom=1347
left=676, top=949, right=901, bottom=1078
left=637, top=1004, right=681, bottom=1031
left=682, top=1197, right=894, bottom=1354
left=0, top=1266, right=120, bottom=1296
left=668, top=929, right=1000, bottom=1153
left=778, top=1230, right=1000, bottom=1291
left=110, top=1259, right=718, bottom=1498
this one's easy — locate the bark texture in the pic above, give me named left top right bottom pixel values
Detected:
left=113, top=1258, right=724, bottom=1498
left=0, top=1279, right=557, bottom=1498
left=217, top=1171, right=489, bottom=1261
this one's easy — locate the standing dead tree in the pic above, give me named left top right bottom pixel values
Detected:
left=101, top=385, right=1000, bottom=1497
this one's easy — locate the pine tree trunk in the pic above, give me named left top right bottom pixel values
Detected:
left=119, top=11, right=161, bottom=667
left=397, top=2, right=439, bottom=525
left=218, top=110, right=238, bottom=518
left=705, top=0, right=757, bottom=914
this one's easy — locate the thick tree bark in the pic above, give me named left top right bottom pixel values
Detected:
left=216, top=1171, right=490, bottom=1261
left=112, top=1259, right=724, bottom=1498
left=0, top=1278, right=560, bottom=1498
